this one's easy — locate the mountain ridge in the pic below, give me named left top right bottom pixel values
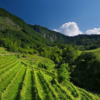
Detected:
left=1, top=7, right=100, bottom=51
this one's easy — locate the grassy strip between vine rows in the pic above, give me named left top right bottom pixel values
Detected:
left=0, top=62, right=21, bottom=83
left=0, top=58, right=14, bottom=68
left=0, top=58, right=16, bottom=69
left=37, top=71, right=55, bottom=100
left=0, top=60, right=19, bottom=79
left=52, top=84, right=68, bottom=100
left=39, top=70, right=60, bottom=100
left=78, top=87, right=99, bottom=100
left=54, top=79, right=76, bottom=100
left=20, top=66, right=32, bottom=100
left=63, top=82, right=80, bottom=98
left=33, top=68, right=44, bottom=100
left=0, top=63, right=21, bottom=99
left=1, top=65, right=26, bottom=100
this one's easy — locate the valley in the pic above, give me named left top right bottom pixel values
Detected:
left=0, top=7, right=100, bottom=100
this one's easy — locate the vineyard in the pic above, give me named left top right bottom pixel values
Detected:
left=0, top=55, right=100, bottom=100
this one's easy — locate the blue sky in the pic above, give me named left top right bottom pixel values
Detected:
left=1, top=0, right=100, bottom=36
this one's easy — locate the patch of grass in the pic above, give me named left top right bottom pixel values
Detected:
left=85, top=48, right=100, bottom=60
left=22, top=54, right=55, bottom=70
left=43, top=72, right=53, bottom=82
left=0, top=47, right=8, bottom=54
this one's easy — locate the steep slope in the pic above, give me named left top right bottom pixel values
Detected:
left=0, top=7, right=52, bottom=53
left=1, top=7, right=100, bottom=52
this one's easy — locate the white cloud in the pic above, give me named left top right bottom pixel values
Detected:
left=85, top=28, right=100, bottom=35
left=53, top=22, right=83, bottom=36
left=53, top=29, right=60, bottom=32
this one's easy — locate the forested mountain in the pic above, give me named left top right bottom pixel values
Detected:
left=29, top=25, right=71, bottom=44
left=32, top=25, right=100, bottom=49
left=1, top=7, right=100, bottom=52
left=0, top=7, right=53, bottom=53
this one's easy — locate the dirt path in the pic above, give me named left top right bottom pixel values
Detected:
left=0, top=53, right=19, bottom=55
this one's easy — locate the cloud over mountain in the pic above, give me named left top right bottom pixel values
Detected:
left=85, top=28, right=100, bottom=35
left=53, top=22, right=83, bottom=36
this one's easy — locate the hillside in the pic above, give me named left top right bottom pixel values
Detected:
left=0, top=7, right=53, bottom=53
left=0, top=54, right=100, bottom=100
left=1, top=7, right=100, bottom=99
left=1, top=7, right=100, bottom=52
left=29, top=25, right=71, bottom=44
left=86, top=48, right=100, bottom=59
left=31, top=25, right=100, bottom=49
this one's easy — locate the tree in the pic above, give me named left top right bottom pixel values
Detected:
left=58, top=63, right=71, bottom=83
left=71, top=52, right=100, bottom=92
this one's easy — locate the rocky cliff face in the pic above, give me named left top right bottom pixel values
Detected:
left=32, top=25, right=58, bottom=42
left=41, top=33, right=57, bottom=42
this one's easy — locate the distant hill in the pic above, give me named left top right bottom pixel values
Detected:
left=1, top=7, right=100, bottom=52
left=30, top=25, right=100, bottom=49
left=29, top=25, right=71, bottom=44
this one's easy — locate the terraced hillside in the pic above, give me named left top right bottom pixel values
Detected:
left=0, top=55, right=100, bottom=100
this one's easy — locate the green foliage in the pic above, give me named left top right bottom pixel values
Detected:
left=16, top=54, right=21, bottom=58
left=1, top=7, right=100, bottom=98
left=71, top=52, right=100, bottom=93
left=31, top=25, right=100, bottom=51
left=38, top=62, right=49, bottom=69
left=0, top=55, right=99, bottom=100
left=39, top=44, right=79, bottom=66
left=58, top=63, right=71, bottom=83
left=0, top=8, right=52, bottom=53
left=1, top=7, right=100, bottom=56
left=22, top=54, right=27, bottom=58
left=0, top=47, right=8, bottom=54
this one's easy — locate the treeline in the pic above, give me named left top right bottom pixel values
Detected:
left=39, top=44, right=79, bottom=64
left=31, top=25, right=100, bottom=50
left=0, top=29, right=48, bottom=53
